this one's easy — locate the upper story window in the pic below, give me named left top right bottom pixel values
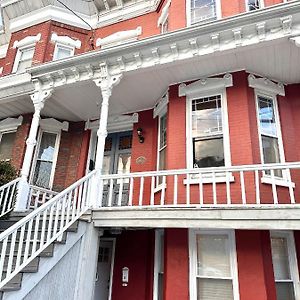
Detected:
left=179, top=74, right=233, bottom=170
left=51, top=33, right=81, bottom=61
left=188, top=0, right=220, bottom=26
left=12, top=33, right=41, bottom=73
left=189, top=230, right=239, bottom=300
left=13, top=47, right=35, bottom=73
left=158, top=0, right=171, bottom=33
left=53, top=44, right=74, bottom=61
left=246, top=0, right=264, bottom=11
left=270, top=232, right=300, bottom=300
left=0, top=8, right=4, bottom=31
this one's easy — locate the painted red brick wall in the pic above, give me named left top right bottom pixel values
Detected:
left=164, top=229, right=189, bottom=300
left=111, top=230, right=155, bottom=300
left=236, top=230, right=276, bottom=300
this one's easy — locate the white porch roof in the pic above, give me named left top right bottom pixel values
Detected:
left=1, top=1, right=300, bottom=121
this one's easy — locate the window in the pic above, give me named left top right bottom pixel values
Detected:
left=31, top=131, right=60, bottom=189
left=0, top=8, right=3, bottom=31
left=13, top=47, right=35, bottom=73
left=271, top=232, right=300, bottom=300
left=191, top=95, right=225, bottom=168
left=246, top=0, right=264, bottom=11
left=53, top=44, right=74, bottom=61
left=153, top=229, right=164, bottom=300
left=189, top=0, right=218, bottom=25
left=0, top=132, right=16, bottom=161
left=157, top=113, right=167, bottom=184
left=189, top=230, right=239, bottom=300
left=256, top=94, right=285, bottom=177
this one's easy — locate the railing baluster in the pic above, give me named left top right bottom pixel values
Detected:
left=108, top=179, right=114, bottom=207
left=128, top=177, right=134, bottom=206
left=212, top=172, right=217, bottom=205
left=150, top=176, right=155, bottom=206
left=46, top=205, right=55, bottom=243
left=72, top=187, right=78, bottom=219
left=226, top=171, right=231, bottom=205
left=0, top=237, right=8, bottom=280
left=6, top=231, right=17, bottom=276
left=39, top=209, right=48, bottom=248
left=160, top=176, right=166, bottom=206
left=76, top=184, right=83, bottom=216
left=286, top=168, right=295, bottom=204
left=139, top=177, right=144, bottom=206
left=23, top=220, right=33, bottom=261
left=255, top=170, right=261, bottom=205
left=15, top=226, right=25, bottom=269
left=240, top=171, right=246, bottom=205
left=118, top=179, right=124, bottom=206
left=31, top=213, right=40, bottom=255
left=174, top=174, right=178, bottom=205
left=270, top=169, right=278, bottom=205
left=186, top=173, right=190, bottom=206
left=1, top=186, right=10, bottom=215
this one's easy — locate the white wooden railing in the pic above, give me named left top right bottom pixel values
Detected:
left=0, top=179, right=20, bottom=218
left=0, top=170, right=96, bottom=289
left=98, top=162, right=300, bottom=208
left=28, top=185, right=58, bottom=209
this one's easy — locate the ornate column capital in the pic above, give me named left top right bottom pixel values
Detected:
left=30, top=88, right=53, bottom=112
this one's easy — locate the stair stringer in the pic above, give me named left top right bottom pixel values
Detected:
left=2, top=220, right=89, bottom=300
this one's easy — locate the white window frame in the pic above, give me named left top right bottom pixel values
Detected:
left=158, top=0, right=171, bottom=33
left=245, top=0, right=265, bottom=12
left=12, top=45, right=35, bottom=73
left=30, top=129, right=61, bottom=190
left=189, top=229, right=240, bottom=300
left=254, top=90, right=290, bottom=186
left=186, top=0, right=222, bottom=27
left=153, top=229, right=164, bottom=300
left=270, top=231, right=300, bottom=300
left=53, top=43, right=75, bottom=61
left=0, top=130, right=17, bottom=162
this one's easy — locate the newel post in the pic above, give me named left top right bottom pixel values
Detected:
left=14, top=88, right=53, bottom=211
left=90, top=63, right=122, bottom=208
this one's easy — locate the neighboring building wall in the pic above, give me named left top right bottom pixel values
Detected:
left=111, top=230, right=155, bottom=300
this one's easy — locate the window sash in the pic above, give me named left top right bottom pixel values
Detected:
left=0, top=131, right=16, bottom=161
left=15, top=47, right=34, bottom=72
left=190, top=0, right=217, bottom=24
left=247, top=0, right=262, bottom=11
left=53, top=44, right=74, bottom=61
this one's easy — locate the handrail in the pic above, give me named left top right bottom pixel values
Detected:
left=0, top=170, right=96, bottom=289
left=0, top=178, right=20, bottom=218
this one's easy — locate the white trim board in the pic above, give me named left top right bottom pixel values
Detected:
left=0, top=116, right=23, bottom=132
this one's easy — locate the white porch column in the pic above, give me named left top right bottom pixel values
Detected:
left=90, top=63, right=122, bottom=208
left=14, top=89, right=52, bottom=211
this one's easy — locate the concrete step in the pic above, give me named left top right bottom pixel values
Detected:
left=0, top=273, right=23, bottom=292
left=2, top=243, right=54, bottom=258
left=3, top=257, right=39, bottom=273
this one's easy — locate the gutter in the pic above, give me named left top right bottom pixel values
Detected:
left=28, top=0, right=300, bottom=77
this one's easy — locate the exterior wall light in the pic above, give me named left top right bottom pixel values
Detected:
left=137, top=127, right=144, bottom=143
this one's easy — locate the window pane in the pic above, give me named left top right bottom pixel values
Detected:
left=192, top=95, right=222, bottom=137
left=159, top=147, right=166, bottom=171
left=258, top=96, right=277, bottom=137
left=37, top=133, right=57, bottom=161
left=248, top=0, right=261, bottom=10
left=276, top=282, right=295, bottom=300
left=32, top=160, right=53, bottom=188
left=197, top=234, right=231, bottom=277
left=116, top=153, right=131, bottom=175
left=271, top=237, right=291, bottom=280
left=191, top=0, right=216, bottom=24
left=118, top=135, right=132, bottom=150
left=0, top=132, right=16, bottom=161
left=17, top=48, right=34, bottom=72
left=262, top=136, right=280, bottom=164
left=55, top=46, right=73, bottom=60
left=197, top=278, right=234, bottom=300
left=193, top=137, right=224, bottom=168
left=159, top=115, right=167, bottom=149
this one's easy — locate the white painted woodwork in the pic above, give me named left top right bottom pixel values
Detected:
left=28, top=185, right=58, bottom=209
left=0, top=178, right=20, bottom=218
left=51, top=33, right=81, bottom=49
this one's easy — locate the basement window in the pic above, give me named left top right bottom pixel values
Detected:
left=246, top=0, right=264, bottom=11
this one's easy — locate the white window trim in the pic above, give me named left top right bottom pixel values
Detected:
left=153, top=229, right=164, bottom=300
left=189, top=229, right=240, bottom=300
left=30, top=129, right=61, bottom=190
left=254, top=90, right=291, bottom=186
left=53, top=43, right=75, bottom=61
left=157, top=0, right=171, bottom=33
left=186, top=0, right=222, bottom=27
left=245, top=0, right=265, bottom=12
left=270, top=231, right=300, bottom=300
left=0, top=116, right=23, bottom=133
left=181, top=75, right=233, bottom=184
left=12, top=45, right=35, bottom=74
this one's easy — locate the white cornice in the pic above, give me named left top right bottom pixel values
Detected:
left=40, top=118, right=69, bottom=132
left=248, top=74, right=285, bottom=96
left=96, top=27, right=142, bottom=48
left=0, top=116, right=23, bottom=132
left=85, top=113, right=139, bottom=133
left=13, top=33, right=41, bottom=49
left=51, top=33, right=81, bottom=49
left=179, top=74, right=233, bottom=98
